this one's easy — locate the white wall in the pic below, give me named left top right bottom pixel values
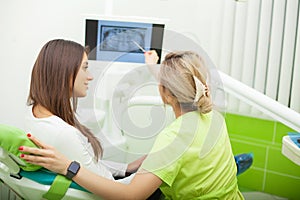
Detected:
left=0, top=0, right=220, bottom=129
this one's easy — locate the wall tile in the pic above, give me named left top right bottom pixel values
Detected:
left=226, top=113, right=300, bottom=200
left=264, top=172, right=300, bottom=200
left=274, top=122, right=296, bottom=144
left=225, top=113, right=275, bottom=142
left=230, top=139, right=267, bottom=169
left=267, top=146, right=300, bottom=177
left=237, top=168, right=264, bottom=191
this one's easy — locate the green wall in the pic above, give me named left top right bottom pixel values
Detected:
left=225, top=113, right=300, bottom=200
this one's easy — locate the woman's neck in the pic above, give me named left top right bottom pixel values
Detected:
left=170, top=103, right=186, bottom=118
left=33, top=104, right=53, bottom=118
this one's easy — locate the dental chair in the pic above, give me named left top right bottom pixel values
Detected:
left=0, top=123, right=253, bottom=200
left=0, top=148, right=102, bottom=200
left=0, top=124, right=101, bottom=200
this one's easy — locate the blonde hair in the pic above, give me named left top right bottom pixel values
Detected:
left=160, top=51, right=212, bottom=114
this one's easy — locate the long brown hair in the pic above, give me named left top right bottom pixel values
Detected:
left=27, top=39, right=102, bottom=160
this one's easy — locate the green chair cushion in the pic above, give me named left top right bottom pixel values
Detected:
left=0, top=124, right=41, bottom=171
left=0, top=124, right=81, bottom=200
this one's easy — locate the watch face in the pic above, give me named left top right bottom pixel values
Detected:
left=69, top=161, right=80, bottom=173
left=66, top=161, right=80, bottom=180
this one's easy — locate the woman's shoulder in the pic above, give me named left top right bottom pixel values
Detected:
left=25, top=106, right=78, bottom=135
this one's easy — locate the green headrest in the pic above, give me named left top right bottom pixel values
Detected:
left=0, top=124, right=41, bottom=171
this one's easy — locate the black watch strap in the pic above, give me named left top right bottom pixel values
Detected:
left=66, top=161, right=80, bottom=180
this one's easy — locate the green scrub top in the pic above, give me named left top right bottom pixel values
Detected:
left=141, top=111, right=244, bottom=200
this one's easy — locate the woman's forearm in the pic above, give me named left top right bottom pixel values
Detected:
left=73, top=166, right=132, bottom=199
left=73, top=167, right=161, bottom=200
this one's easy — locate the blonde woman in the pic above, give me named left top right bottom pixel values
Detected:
left=20, top=50, right=244, bottom=199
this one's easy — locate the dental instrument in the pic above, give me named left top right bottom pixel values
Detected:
left=132, top=40, right=146, bottom=53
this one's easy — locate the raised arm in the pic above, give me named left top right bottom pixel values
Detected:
left=19, top=135, right=162, bottom=199
left=144, top=50, right=160, bottom=82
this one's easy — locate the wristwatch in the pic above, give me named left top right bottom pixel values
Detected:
left=66, top=161, right=80, bottom=180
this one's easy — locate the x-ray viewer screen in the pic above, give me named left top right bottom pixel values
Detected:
left=85, top=19, right=165, bottom=63
left=100, top=26, right=147, bottom=52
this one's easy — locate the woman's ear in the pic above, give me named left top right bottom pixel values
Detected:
left=159, top=84, right=168, bottom=104
left=159, top=84, right=174, bottom=104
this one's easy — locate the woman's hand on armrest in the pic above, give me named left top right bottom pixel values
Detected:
left=19, top=134, right=71, bottom=176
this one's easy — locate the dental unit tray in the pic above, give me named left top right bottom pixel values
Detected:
left=282, top=133, right=300, bottom=166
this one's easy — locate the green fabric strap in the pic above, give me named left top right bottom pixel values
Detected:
left=42, top=174, right=72, bottom=200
